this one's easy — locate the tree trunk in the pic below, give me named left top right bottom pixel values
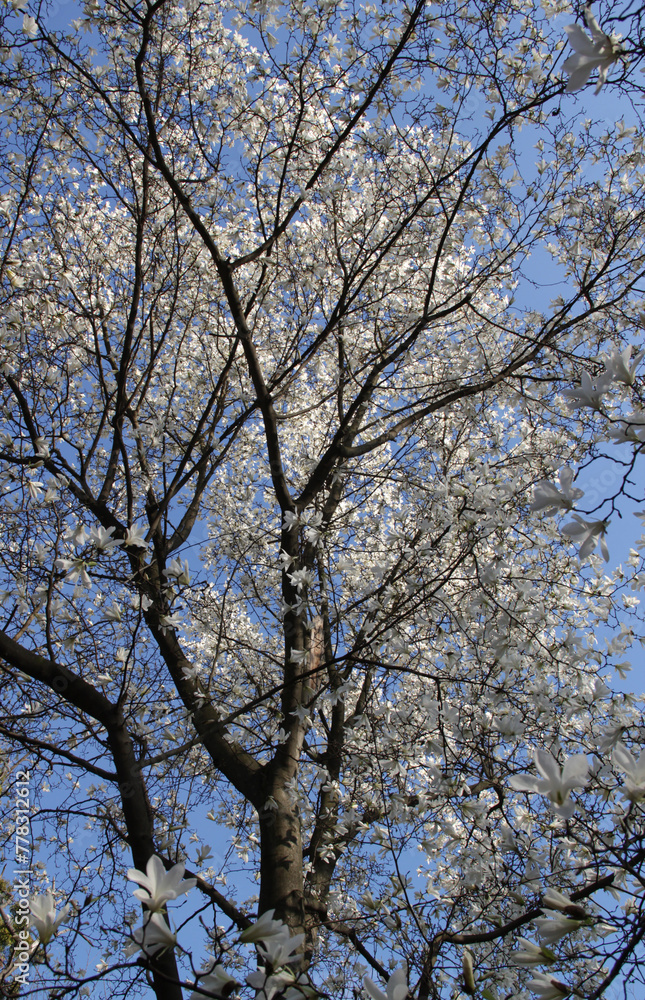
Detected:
left=258, top=784, right=305, bottom=939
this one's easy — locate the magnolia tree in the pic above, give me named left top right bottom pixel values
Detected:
left=2, top=0, right=645, bottom=997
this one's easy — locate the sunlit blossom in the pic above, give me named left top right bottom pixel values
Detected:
left=257, top=927, right=305, bottom=968
left=163, top=557, right=191, bottom=585
left=64, top=523, right=90, bottom=546
left=54, top=557, right=92, bottom=587
left=124, top=523, right=148, bottom=548
left=606, top=411, right=645, bottom=444
left=103, top=601, right=123, bottom=623
left=90, top=525, right=123, bottom=552
left=542, top=889, right=588, bottom=919
left=22, top=14, right=38, bottom=37
left=158, top=612, right=183, bottom=633
left=462, top=949, right=476, bottom=994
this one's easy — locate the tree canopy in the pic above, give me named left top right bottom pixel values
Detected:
left=1, top=1, right=645, bottom=998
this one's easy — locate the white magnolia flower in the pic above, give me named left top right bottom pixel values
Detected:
left=534, top=915, right=586, bottom=944
left=103, top=601, right=123, bottom=623
left=288, top=568, right=314, bottom=591
left=527, top=972, right=571, bottom=999
left=462, top=949, right=476, bottom=994
left=64, top=523, right=90, bottom=546
left=562, top=370, right=613, bottom=410
left=511, top=938, right=554, bottom=967
left=278, top=550, right=294, bottom=570
left=26, top=479, right=43, bottom=500
left=239, top=909, right=289, bottom=944
left=22, top=14, right=38, bottom=37
left=542, top=889, right=587, bottom=919
left=282, top=510, right=301, bottom=529
left=530, top=467, right=583, bottom=516
left=34, top=436, right=49, bottom=457
left=603, top=345, right=645, bottom=386
left=163, top=557, right=190, bottom=585
left=561, top=514, right=609, bottom=561
left=195, top=843, right=213, bottom=866
left=29, top=892, right=70, bottom=944
left=90, top=524, right=123, bottom=552
left=33, top=542, right=49, bottom=564
left=257, top=926, right=305, bottom=968
left=158, top=612, right=183, bottom=633
left=124, top=523, right=148, bottom=548
left=509, top=749, right=589, bottom=818
left=563, top=10, right=621, bottom=94
left=127, top=855, right=196, bottom=911
left=125, top=911, right=177, bottom=957
left=363, top=966, right=408, bottom=1000
left=189, top=965, right=238, bottom=1000
left=613, top=742, right=645, bottom=801
left=55, top=557, right=92, bottom=588
left=605, top=411, right=645, bottom=444
left=246, top=969, right=297, bottom=1000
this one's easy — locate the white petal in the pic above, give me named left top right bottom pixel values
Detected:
left=584, top=8, right=604, bottom=42
left=613, top=743, right=637, bottom=774
left=363, top=976, right=388, bottom=1000
left=535, top=750, right=561, bottom=785
left=561, top=755, right=589, bottom=789
left=564, top=61, right=595, bottom=92
left=564, top=24, right=598, bottom=56
left=509, top=775, right=541, bottom=792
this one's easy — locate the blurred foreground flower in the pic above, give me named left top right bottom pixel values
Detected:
left=563, top=8, right=621, bottom=94
left=561, top=514, right=609, bottom=561
left=535, top=915, right=587, bottom=944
